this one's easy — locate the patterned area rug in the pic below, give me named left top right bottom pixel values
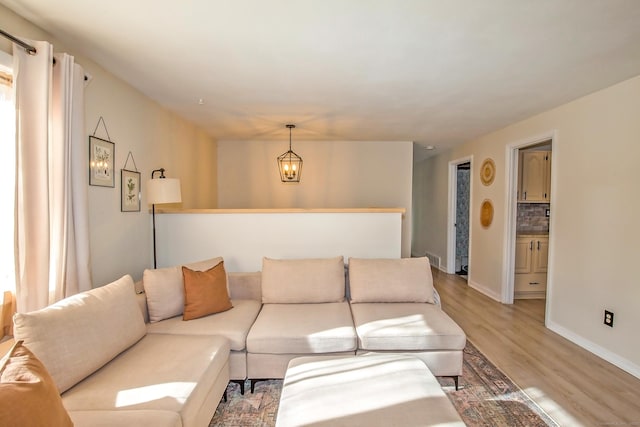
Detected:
left=210, top=341, right=557, bottom=426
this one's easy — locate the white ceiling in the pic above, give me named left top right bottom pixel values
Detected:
left=3, top=0, right=640, bottom=159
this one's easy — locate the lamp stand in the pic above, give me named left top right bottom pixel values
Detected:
left=152, top=203, right=157, bottom=268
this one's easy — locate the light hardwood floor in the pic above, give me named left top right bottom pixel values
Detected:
left=433, top=269, right=640, bottom=427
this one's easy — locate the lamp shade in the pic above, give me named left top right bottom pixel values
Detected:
left=147, top=178, right=182, bottom=205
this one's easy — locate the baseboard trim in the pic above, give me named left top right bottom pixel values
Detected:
left=468, top=279, right=502, bottom=302
left=547, top=320, right=640, bottom=380
left=436, top=265, right=448, bottom=273
left=514, top=290, right=546, bottom=299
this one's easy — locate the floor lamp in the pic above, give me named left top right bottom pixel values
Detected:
left=147, top=168, right=182, bottom=268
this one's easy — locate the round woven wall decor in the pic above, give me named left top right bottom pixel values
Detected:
left=480, top=199, right=494, bottom=228
left=480, top=158, right=496, bottom=186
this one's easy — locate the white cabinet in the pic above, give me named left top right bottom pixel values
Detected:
left=519, top=151, right=551, bottom=202
left=514, top=235, right=548, bottom=299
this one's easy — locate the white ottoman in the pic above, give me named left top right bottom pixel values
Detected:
left=276, top=354, right=465, bottom=427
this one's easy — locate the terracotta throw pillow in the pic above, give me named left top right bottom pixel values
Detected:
left=0, top=340, right=73, bottom=427
left=182, top=262, right=233, bottom=321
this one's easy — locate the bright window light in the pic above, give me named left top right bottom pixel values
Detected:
left=0, top=52, right=15, bottom=294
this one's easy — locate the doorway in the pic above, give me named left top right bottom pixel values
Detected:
left=503, top=132, right=555, bottom=323
left=447, top=156, right=473, bottom=278
left=455, top=163, right=470, bottom=278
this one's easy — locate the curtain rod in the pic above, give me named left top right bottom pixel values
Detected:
left=0, top=28, right=90, bottom=81
left=0, top=28, right=37, bottom=55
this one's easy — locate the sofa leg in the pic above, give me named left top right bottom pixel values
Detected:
left=250, top=379, right=269, bottom=393
left=230, top=379, right=245, bottom=395
left=443, top=375, right=460, bottom=391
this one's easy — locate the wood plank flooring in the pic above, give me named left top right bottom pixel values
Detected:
left=433, top=269, right=640, bottom=427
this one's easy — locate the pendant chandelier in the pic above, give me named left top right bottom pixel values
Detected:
left=277, top=124, right=303, bottom=183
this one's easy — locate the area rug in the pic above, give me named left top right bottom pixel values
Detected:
left=210, top=341, right=557, bottom=426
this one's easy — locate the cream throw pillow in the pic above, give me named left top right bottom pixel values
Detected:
left=261, top=256, right=345, bottom=303
left=143, top=257, right=223, bottom=322
left=0, top=341, right=73, bottom=427
left=348, top=257, right=435, bottom=303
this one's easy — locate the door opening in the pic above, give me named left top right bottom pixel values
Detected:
left=455, top=162, right=471, bottom=279
left=447, top=156, right=473, bottom=278
left=503, top=131, right=555, bottom=325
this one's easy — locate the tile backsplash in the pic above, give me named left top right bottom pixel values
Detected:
left=517, top=203, right=550, bottom=232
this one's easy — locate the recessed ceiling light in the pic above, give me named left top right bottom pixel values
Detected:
left=198, top=98, right=205, bottom=105
left=425, top=145, right=435, bottom=150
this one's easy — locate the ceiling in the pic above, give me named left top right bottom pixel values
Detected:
left=3, top=0, right=640, bottom=159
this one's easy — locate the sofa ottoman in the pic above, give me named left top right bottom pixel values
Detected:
left=276, top=354, right=465, bottom=427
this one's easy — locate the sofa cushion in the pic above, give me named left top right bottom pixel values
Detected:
left=247, top=302, right=357, bottom=354
left=62, top=334, right=230, bottom=427
left=13, top=275, right=146, bottom=393
left=261, top=256, right=345, bottom=303
left=143, top=257, right=223, bottom=322
left=182, top=262, right=232, bottom=321
left=349, top=257, right=435, bottom=303
left=147, top=299, right=262, bottom=351
left=350, top=303, right=466, bottom=351
left=0, top=340, right=73, bottom=427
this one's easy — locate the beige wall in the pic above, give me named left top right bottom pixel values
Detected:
left=1, top=5, right=217, bottom=287
left=413, top=75, right=640, bottom=376
left=218, top=140, right=413, bottom=257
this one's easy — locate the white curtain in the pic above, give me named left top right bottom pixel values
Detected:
left=14, top=41, right=92, bottom=313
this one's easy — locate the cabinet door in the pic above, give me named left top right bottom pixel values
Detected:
left=533, top=237, right=549, bottom=273
left=520, top=151, right=549, bottom=202
left=514, top=238, right=533, bottom=274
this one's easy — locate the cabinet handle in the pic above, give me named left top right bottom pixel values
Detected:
left=529, top=241, right=533, bottom=251
left=537, top=241, right=540, bottom=251
left=523, top=191, right=527, bottom=200
left=529, top=282, right=540, bottom=285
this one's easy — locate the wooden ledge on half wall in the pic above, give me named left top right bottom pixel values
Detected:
left=151, top=207, right=406, bottom=218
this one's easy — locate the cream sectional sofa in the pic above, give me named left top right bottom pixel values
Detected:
left=9, top=255, right=465, bottom=426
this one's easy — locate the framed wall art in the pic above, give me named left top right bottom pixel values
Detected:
left=121, top=169, right=141, bottom=212
left=89, top=136, right=115, bottom=187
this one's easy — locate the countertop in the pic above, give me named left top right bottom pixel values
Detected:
left=516, top=231, right=549, bottom=237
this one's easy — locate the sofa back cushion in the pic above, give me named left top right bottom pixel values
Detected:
left=143, top=257, right=223, bottom=322
left=261, top=256, right=345, bottom=303
left=13, top=275, right=146, bottom=393
left=348, top=257, right=435, bottom=304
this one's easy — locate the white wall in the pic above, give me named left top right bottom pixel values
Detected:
left=412, top=74, right=640, bottom=377
left=411, top=152, right=449, bottom=265
left=155, top=211, right=403, bottom=272
left=218, top=140, right=413, bottom=257
left=1, top=5, right=218, bottom=286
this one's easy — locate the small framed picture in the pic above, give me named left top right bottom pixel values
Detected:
left=121, top=169, right=141, bottom=212
left=89, top=136, right=115, bottom=187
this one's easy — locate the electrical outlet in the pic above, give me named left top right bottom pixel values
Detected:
left=604, top=310, right=614, bottom=327
left=545, top=209, right=550, bottom=217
